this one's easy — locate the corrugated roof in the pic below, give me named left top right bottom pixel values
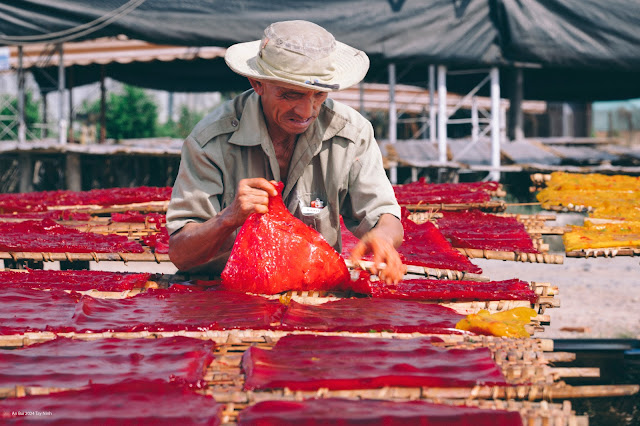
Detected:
left=6, top=37, right=226, bottom=69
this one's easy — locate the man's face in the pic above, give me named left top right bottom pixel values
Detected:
left=250, top=79, right=328, bottom=138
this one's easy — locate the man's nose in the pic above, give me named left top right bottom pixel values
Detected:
left=294, top=97, right=315, bottom=118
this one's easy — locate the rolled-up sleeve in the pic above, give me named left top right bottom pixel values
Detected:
left=347, top=122, right=401, bottom=238
left=166, top=136, right=224, bottom=236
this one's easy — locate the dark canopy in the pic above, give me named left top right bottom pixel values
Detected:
left=2, top=0, right=640, bottom=100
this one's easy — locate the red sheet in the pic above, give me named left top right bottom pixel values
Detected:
left=72, top=288, right=286, bottom=333
left=0, top=270, right=151, bottom=291
left=0, top=219, right=144, bottom=253
left=0, top=186, right=172, bottom=213
left=340, top=214, right=482, bottom=274
left=393, top=179, right=499, bottom=205
left=0, top=380, right=222, bottom=425
left=350, top=271, right=538, bottom=303
left=0, top=288, right=80, bottom=335
left=279, top=298, right=464, bottom=333
left=437, top=210, right=538, bottom=253
left=238, top=398, right=523, bottom=426
left=0, top=211, right=91, bottom=221
left=222, top=182, right=349, bottom=294
left=242, top=335, right=507, bottom=391
left=0, top=336, right=214, bottom=388
left=111, top=211, right=166, bottom=224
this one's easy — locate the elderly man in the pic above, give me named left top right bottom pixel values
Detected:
left=167, top=20, right=404, bottom=283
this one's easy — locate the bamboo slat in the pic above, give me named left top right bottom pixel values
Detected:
left=566, top=247, right=640, bottom=258
left=402, top=201, right=506, bottom=212
left=455, top=248, right=565, bottom=264
left=48, top=200, right=169, bottom=214
left=0, top=251, right=170, bottom=263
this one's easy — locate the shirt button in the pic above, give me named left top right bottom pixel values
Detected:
left=231, top=119, right=239, bottom=127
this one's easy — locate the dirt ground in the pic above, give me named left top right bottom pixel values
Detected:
left=473, top=256, right=640, bottom=339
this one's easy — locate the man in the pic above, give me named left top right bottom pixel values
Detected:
left=167, top=20, right=404, bottom=283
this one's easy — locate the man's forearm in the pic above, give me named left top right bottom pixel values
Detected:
left=168, top=210, right=238, bottom=271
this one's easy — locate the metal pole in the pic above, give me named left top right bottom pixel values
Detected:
left=437, top=65, right=447, bottom=164
left=57, top=43, right=67, bottom=145
left=471, top=96, right=479, bottom=143
left=388, top=62, right=397, bottom=184
left=429, top=65, right=436, bottom=142
left=100, top=65, right=106, bottom=143
left=490, top=67, right=501, bottom=182
left=17, top=46, right=26, bottom=143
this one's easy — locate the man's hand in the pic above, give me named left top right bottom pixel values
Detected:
left=169, top=178, right=277, bottom=271
left=222, top=178, right=278, bottom=228
left=349, top=214, right=405, bottom=284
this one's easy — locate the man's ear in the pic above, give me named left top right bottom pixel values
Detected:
left=248, top=78, right=264, bottom=95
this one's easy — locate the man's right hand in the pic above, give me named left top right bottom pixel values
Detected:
left=223, top=178, right=278, bottom=228
left=169, top=178, right=277, bottom=271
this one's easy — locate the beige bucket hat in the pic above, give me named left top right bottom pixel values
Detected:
left=225, top=20, right=369, bottom=92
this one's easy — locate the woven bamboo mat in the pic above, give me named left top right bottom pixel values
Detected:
left=344, top=259, right=490, bottom=281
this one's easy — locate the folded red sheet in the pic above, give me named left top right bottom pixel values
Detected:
left=238, top=398, right=522, bottom=426
left=143, top=226, right=170, bottom=253
left=222, top=182, right=349, bottom=294
left=0, top=219, right=144, bottom=253
left=0, top=288, right=80, bottom=335
left=279, top=298, right=464, bottom=333
left=393, top=179, right=499, bottom=205
left=0, top=380, right=222, bottom=425
left=0, top=270, right=151, bottom=291
left=242, top=335, right=507, bottom=391
left=350, top=271, right=538, bottom=303
left=436, top=210, right=538, bottom=253
left=341, top=214, right=482, bottom=274
left=72, top=288, right=286, bottom=333
left=0, top=336, right=214, bottom=388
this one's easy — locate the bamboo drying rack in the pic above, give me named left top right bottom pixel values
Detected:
left=566, top=247, right=640, bottom=258
left=402, top=200, right=507, bottom=212
left=0, top=250, right=169, bottom=263
left=455, top=248, right=564, bottom=264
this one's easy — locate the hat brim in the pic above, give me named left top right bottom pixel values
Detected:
left=225, top=40, right=369, bottom=92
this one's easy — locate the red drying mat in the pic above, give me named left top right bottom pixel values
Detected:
left=238, top=398, right=523, bottom=426
left=0, top=270, right=151, bottom=291
left=0, top=186, right=172, bottom=213
left=71, top=287, right=286, bottom=333
left=437, top=210, right=539, bottom=253
left=279, top=298, right=465, bottom=333
left=340, top=214, right=482, bottom=274
left=0, top=211, right=91, bottom=221
left=111, top=211, right=166, bottom=224
left=393, top=179, right=499, bottom=205
left=0, top=336, right=214, bottom=388
left=0, top=379, right=222, bottom=425
left=222, top=182, right=349, bottom=294
left=350, top=271, right=538, bottom=303
left=143, top=226, right=170, bottom=254
left=242, top=334, right=508, bottom=391
left=0, top=288, right=80, bottom=335
left=0, top=219, right=144, bottom=253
